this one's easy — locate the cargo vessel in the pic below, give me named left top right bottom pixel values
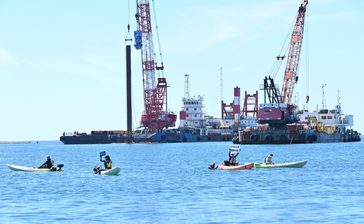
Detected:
left=232, top=104, right=361, bottom=144
left=233, top=125, right=361, bottom=144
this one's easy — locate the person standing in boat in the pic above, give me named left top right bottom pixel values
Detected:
left=38, top=155, right=54, bottom=169
left=264, top=154, right=274, bottom=164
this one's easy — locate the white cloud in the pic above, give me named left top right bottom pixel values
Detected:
left=162, top=0, right=297, bottom=54
left=0, top=48, right=18, bottom=65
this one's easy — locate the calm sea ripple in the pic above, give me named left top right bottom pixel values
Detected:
left=0, top=141, right=363, bottom=223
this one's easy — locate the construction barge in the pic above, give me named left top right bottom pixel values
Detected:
left=60, top=127, right=235, bottom=145
left=232, top=102, right=361, bottom=144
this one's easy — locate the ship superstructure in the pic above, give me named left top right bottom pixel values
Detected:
left=179, top=96, right=205, bottom=128
left=298, top=105, right=354, bottom=135
left=179, top=74, right=205, bottom=128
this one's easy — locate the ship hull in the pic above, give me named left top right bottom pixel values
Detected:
left=233, top=129, right=361, bottom=144
left=149, top=132, right=233, bottom=143
left=60, top=134, right=125, bottom=145
left=60, top=130, right=235, bottom=144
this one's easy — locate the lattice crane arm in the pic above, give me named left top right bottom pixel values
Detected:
left=280, top=0, right=308, bottom=104
left=134, top=0, right=176, bottom=130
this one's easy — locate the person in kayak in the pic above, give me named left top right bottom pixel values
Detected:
left=264, top=154, right=274, bottom=164
left=38, top=155, right=54, bottom=169
left=101, top=155, right=112, bottom=170
left=93, top=154, right=113, bottom=174
left=228, top=151, right=239, bottom=166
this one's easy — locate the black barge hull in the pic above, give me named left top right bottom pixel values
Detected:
left=233, top=129, right=361, bottom=144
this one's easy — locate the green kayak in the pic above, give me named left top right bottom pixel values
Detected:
left=254, top=160, right=307, bottom=168
left=101, top=167, right=121, bottom=175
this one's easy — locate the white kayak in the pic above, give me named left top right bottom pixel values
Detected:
left=100, top=167, right=121, bottom=176
left=7, top=164, right=64, bottom=172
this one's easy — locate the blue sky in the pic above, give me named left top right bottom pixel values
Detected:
left=0, top=0, right=363, bottom=141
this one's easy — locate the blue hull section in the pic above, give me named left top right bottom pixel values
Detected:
left=149, top=133, right=233, bottom=143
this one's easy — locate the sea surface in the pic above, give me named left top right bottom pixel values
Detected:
left=0, top=141, right=363, bottom=223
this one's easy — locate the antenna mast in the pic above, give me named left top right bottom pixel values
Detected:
left=184, top=74, right=190, bottom=99
left=220, top=67, right=223, bottom=102
left=321, top=84, right=327, bottom=109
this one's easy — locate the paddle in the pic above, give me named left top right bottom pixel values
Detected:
left=94, top=151, right=107, bottom=174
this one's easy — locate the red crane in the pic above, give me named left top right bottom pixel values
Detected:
left=134, top=0, right=176, bottom=131
left=258, top=0, right=308, bottom=125
left=280, top=0, right=308, bottom=104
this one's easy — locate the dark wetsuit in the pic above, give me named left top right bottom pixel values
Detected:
left=39, top=159, right=54, bottom=169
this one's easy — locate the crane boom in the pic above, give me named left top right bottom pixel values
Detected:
left=280, top=0, right=308, bottom=104
left=258, top=0, right=308, bottom=126
left=135, top=0, right=176, bottom=131
left=136, top=0, right=156, bottom=96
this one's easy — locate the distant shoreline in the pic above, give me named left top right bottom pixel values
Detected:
left=0, top=141, right=38, bottom=144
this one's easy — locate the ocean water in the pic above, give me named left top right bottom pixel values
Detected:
left=0, top=141, right=363, bottom=223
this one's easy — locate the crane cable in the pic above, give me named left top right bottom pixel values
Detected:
left=305, top=11, right=310, bottom=107
left=128, top=0, right=130, bottom=26
left=125, top=0, right=132, bottom=40
left=135, top=0, right=140, bottom=28
left=267, top=12, right=297, bottom=80
left=126, top=0, right=137, bottom=130
left=151, top=0, right=164, bottom=78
